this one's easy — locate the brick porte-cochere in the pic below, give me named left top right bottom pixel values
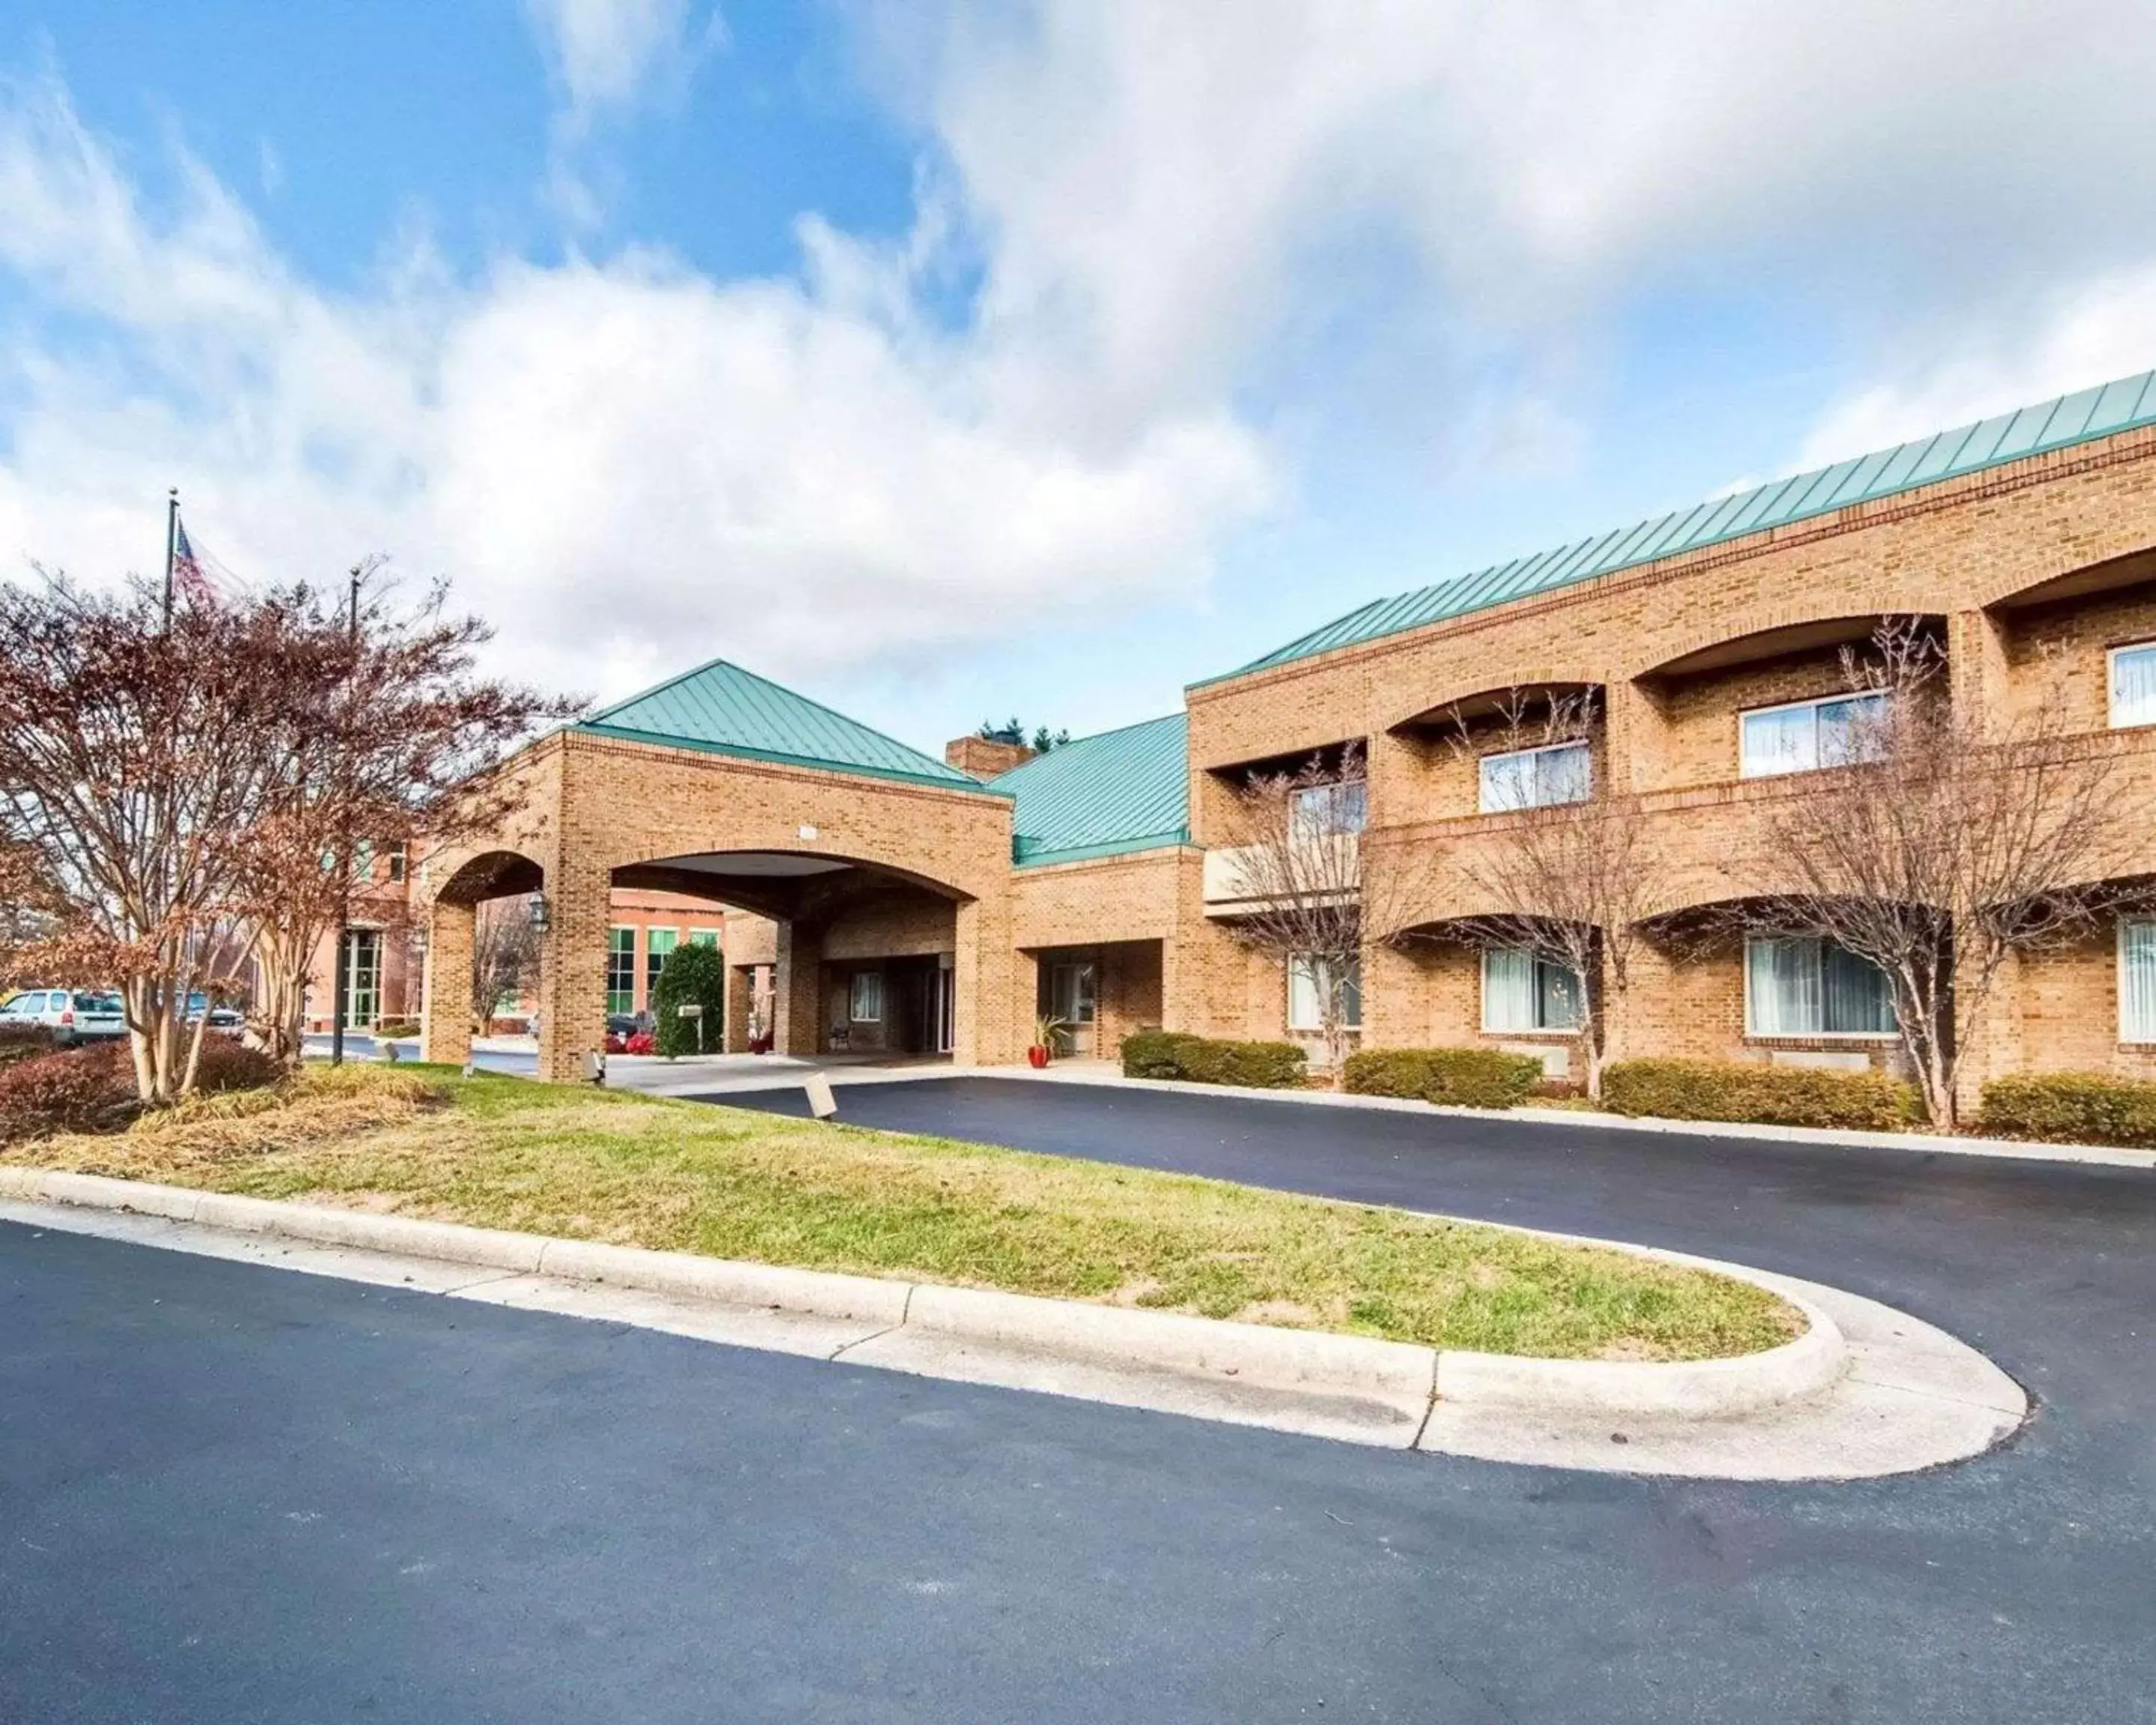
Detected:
left=420, top=728, right=1028, bottom=1082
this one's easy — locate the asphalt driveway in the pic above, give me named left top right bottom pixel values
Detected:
left=3, top=1080, right=2151, bottom=1722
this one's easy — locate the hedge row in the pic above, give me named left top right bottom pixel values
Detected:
left=1342, top=1047, right=1543, bottom=1110
left=1979, top=1071, right=2156, bottom=1149
left=1601, top=1057, right=1922, bottom=1131
left=1119, top=1031, right=1307, bottom=1089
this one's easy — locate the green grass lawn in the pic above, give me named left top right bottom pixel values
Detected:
left=9, top=1065, right=1800, bottom=1361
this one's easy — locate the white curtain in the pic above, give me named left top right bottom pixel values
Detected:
left=1748, top=937, right=1893, bottom=1035
left=1288, top=956, right=1321, bottom=1031
left=1479, top=752, right=1534, bottom=812
left=1482, top=948, right=1536, bottom=1032
left=1822, top=941, right=1895, bottom=1033
left=1747, top=937, right=1819, bottom=1034
left=1287, top=956, right=1362, bottom=1031
left=1538, top=742, right=1592, bottom=806
left=2114, top=646, right=2156, bottom=728
left=2123, top=920, right=2156, bottom=1044
left=1741, top=706, right=1815, bottom=778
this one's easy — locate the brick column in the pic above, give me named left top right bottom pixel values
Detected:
left=1953, top=947, right=2025, bottom=1124
left=723, top=963, right=755, bottom=1053
left=775, top=921, right=824, bottom=1056
left=1601, top=678, right=1668, bottom=796
left=953, top=897, right=1026, bottom=1065
left=1949, top=608, right=2012, bottom=740
left=1360, top=940, right=1424, bottom=1050
left=536, top=862, right=609, bottom=1084
left=421, top=899, right=475, bottom=1066
left=1161, top=853, right=1249, bottom=1038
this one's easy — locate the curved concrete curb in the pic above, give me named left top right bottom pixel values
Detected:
left=0, top=1164, right=1834, bottom=1423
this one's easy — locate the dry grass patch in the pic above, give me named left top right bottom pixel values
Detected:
left=11, top=1066, right=1801, bottom=1361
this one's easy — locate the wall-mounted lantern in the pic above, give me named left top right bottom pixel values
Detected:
left=527, top=891, right=551, bottom=931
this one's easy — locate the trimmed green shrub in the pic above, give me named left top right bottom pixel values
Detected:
left=1119, top=1030, right=1306, bottom=1089
left=1178, top=1038, right=1307, bottom=1089
left=653, top=940, right=728, bottom=1057
left=1342, top=1047, right=1543, bottom=1110
left=1979, top=1071, right=2156, bottom=1148
left=1120, top=1029, right=1201, bottom=1080
left=372, top=1017, right=421, bottom=1039
left=1602, top=1057, right=1922, bottom=1131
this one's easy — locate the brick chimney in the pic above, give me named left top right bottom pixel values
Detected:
left=945, top=734, right=1036, bottom=779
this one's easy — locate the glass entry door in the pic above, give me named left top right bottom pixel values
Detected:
left=1049, top=961, right=1097, bottom=1057
left=935, top=955, right=955, bottom=1054
left=344, top=929, right=382, bottom=1029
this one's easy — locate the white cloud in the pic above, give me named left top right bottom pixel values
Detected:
left=521, top=0, right=725, bottom=222
left=1795, top=265, right=2156, bottom=469
left=6, top=4, right=2156, bottom=723
left=523, top=0, right=719, bottom=133
left=880, top=1, right=2156, bottom=456
left=0, top=70, right=1268, bottom=708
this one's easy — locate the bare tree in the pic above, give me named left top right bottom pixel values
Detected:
left=0, top=569, right=573, bottom=1098
left=236, top=576, right=580, bottom=1062
left=1733, top=618, right=2131, bottom=1128
left=1213, top=742, right=1433, bottom=1077
left=0, top=574, right=305, bottom=1099
left=471, top=897, right=541, bottom=1032
left=1438, top=689, right=1666, bottom=1099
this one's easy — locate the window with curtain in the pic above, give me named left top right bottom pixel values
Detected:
left=1287, top=955, right=1362, bottom=1030
left=2122, top=919, right=2156, bottom=1044
left=1740, top=692, right=1888, bottom=778
left=605, top=928, right=636, bottom=1015
left=1291, top=779, right=1368, bottom=838
left=1481, top=949, right=1583, bottom=1032
left=1745, top=937, right=1895, bottom=1035
left=645, top=928, right=678, bottom=1002
left=850, top=971, right=883, bottom=1023
left=2112, top=643, right=2156, bottom=729
left=1479, top=740, right=1592, bottom=812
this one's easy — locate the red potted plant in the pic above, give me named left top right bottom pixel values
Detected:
left=1028, top=1014, right=1068, bottom=1069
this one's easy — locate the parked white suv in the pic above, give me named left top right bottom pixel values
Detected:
left=0, top=989, right=127, bottom=1045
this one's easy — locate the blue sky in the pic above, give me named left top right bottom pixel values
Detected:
left=4, top=3, right=2156, bottom=752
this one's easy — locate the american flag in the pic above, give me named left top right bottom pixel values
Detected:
left=170, top=514, right=246, bottom=606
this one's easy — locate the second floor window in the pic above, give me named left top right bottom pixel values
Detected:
left=2112, top=642, right=2156, bottom=729
left=1479, top=740, right=1591, bottom=812
left=1740, top=691, right=1888, bottom=779
left=1291, top=779, right=1368, bottom=838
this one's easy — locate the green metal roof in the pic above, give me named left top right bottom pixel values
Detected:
left=993, top=713, right=1190, bottom=868
left=1201, top=368, right=2156, bottom=688
left=576, top=658, right=997, bottom=793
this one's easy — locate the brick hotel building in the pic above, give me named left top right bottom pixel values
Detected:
left=350, top=371, right=2156, bottom=1112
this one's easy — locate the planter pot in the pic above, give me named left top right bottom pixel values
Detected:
left=1027, top=1045, right=1050, bottom=1069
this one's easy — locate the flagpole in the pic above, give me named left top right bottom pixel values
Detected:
left=162, top=488, right=179, bottom=633
left=330, top=563, right=362, bottom=1068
